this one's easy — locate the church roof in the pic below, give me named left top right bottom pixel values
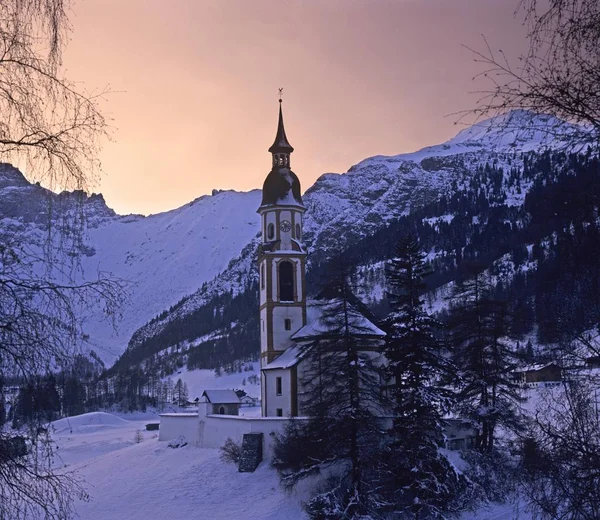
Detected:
left=268, top=102, right=294, bottom=154
left=263, top=344, right=308, bottom=370
left=259, top=101, right=304, bottom=209
left=291, top=299, right=386, bottom=341
left=259, top=167, right=303, bottom=208
left=201, top=390, right=240, bottom=404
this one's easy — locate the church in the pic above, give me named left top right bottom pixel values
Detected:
left=159, top=99, right=385, bottom=455
left=257, top=99, right=385, bottom=418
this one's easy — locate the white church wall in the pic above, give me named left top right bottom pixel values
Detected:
left=295, top=258, right=302, bottom=301
left=260, top=307, right=267, bottom=352
left=158, top=413, right=200, bottom=445
left=265, top=212, right=276, bottom=240
left=259, top=259, right=267, bottom=305
left=279, top=210, right=292, bottom=249
left=264, top=368, right=292, bottom=417
left=271, top=306, right=302, bottom=350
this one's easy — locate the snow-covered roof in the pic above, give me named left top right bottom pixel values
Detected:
left=514, top=363, right=560, bottom=373
left=201, top=390, right=240, bottom=404
left=291, top=299, right=385, bottom=341
left=263, top=344, right=308, bottom=370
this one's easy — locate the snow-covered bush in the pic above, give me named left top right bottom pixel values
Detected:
left=219, top=437, right=241, bottom=464
left=167, top=436, right=187, bottom=449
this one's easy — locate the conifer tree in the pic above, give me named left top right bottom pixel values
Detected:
left=273, top=260, right=387, bottom=518
left=381, top=234, right=468, bottom=518
left=449, top=264, right=523, bottom=453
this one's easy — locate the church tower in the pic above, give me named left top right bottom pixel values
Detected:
left=258, top=99, right=307, bottom=415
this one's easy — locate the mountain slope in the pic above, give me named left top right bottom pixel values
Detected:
left=0, top=167, right=262, bottom=364
left=121, top=112, right=589, bottom=374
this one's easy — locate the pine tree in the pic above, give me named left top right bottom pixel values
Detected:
left=273, top=261, right=387, bottom=518
left=182, top=382, right=189, bottom=405
left=381, top=234, right=469, bottom=518
left=449, top=264, right=524, bottom=453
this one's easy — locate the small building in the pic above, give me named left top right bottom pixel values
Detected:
left=442, top=419, right=477, bottom=451
left=240, top=395, right=258, bottom=407
left=201, top=390, right=241, bottom=415
left=513, top=363, right=562, bottom=387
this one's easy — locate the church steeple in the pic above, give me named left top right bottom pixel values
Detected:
left=259, top=97, right=303, bottom=209
left=268, top=100, right=294, bottom=158
left=257, top=94, right=307, bottom=417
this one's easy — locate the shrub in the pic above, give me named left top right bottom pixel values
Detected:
left=220, top=437, right=241, bottom=464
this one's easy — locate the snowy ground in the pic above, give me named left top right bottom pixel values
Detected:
left=48, top=410, right=539, bottom=520
left=51, top=412, right=307, bottom=520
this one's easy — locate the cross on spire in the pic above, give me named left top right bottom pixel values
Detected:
left=278, top=87, right=283, bottom=103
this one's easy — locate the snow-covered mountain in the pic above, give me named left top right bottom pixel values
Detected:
left=0, top=164, right=262, bottom=363
left=0, top=111, right=584, bottom=367
left=125, top=111, right=585, bottom=366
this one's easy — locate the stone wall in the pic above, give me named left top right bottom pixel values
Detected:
left=159, top=402, right=308, bottom=458
left=158, top=413, right=200, bottom=445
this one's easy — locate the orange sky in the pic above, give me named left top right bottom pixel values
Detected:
left=64, top=0, right=528, bottom=215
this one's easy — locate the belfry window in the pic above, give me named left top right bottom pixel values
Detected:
left=267, top=223, right=275, bottom=240
left=295, top=223, right=301, bottom=240
left=279, top=261, right=294, bottom=302
left=261, top=263, right=265, bottom=289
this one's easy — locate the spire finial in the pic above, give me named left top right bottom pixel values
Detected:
left=268, top=89, right=294, bottom=155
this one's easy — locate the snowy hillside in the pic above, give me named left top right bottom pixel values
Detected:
left=0, top=166, right=262, bottom=364
left=1, top=111, right=585, bottom=368
left=127, top=111, right=582, bottom=364
left=78, top=189, right=262, bottom=362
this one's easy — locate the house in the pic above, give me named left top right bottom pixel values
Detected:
left=513, top=363, right=562, bottom=387
left=201, top=390, right=241, bottom=415
left=442, top=419, right=477, bottom=451
left=239, top=395, right=258, bottom=407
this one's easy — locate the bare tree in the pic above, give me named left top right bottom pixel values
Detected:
left=466, top=0, right=600, bottom=148
left=521, top=379, right=600, bottom=520
left=0, top=2, right=119, bottom=518
left=0, top=0, right=108, bottom=190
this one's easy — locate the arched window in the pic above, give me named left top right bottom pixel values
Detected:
left=267, top=223, right=275, bottom=240
left=260, top=263, right=265, bottom=289
left=295, top=223, right=301, bottom=240
left=279, top=261, right=294, bottom=302
left=219, top=406, right=225, bottom=415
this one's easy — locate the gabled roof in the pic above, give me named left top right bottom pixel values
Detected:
left=263, top=344, right=309, bottom=371
left=201, top=390, right=240, bottom=404
left=513, top=363, right=561, bottom=373
left=291, top=299, right=386, bottom=341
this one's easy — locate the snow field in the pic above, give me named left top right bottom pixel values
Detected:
left=51, top=412, right=308, bottom=520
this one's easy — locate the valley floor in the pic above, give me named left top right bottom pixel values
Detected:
left=52, top=412, right=307, bottom=520
left=51, top=411, right=531, bottom=520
